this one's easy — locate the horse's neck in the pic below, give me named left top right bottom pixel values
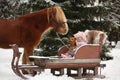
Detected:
left=19, top=9, right=48, bottom=23
left=19, top=9, right=51, bottom=30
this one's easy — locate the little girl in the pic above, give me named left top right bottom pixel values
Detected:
left=61, top=35, right=77, bottom=58
left=61, top=32, right=87, bottom=58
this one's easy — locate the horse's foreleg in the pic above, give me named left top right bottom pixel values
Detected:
left=22, top=49, right=27, bottom=64
left=22, top=47, right=34, bottom=74
left=22, top=47, right=34, bottom=64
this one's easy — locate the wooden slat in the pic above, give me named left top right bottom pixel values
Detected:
left=29, top=56, right=100, bottom=64
left=29, top=56, right=50, bottom=59
left=46, top=59, right=100, bottom=64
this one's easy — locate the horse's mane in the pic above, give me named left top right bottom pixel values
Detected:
left=0, top=6, right=67, bottom=26
left=53, top=6, right=67, bottom=22
left=18, top=9, right=46, bottom=20
left=47, top=6, right=67, bottom=23
left=18, top=6, right=67, bottom=23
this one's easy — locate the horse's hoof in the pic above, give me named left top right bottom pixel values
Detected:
left=22, top=70, right=37, bottom=76
left=22, top=70, right=29, bottom=74
left=32, top=71, right=37, bottom=76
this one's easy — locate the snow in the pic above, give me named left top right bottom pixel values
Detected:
left=94, top=49, right=120, bottom=80
left=0, top=49, right=22, bottom=80
left=20, top=0, right=28, bottom=3
left=0, top=48, right=120, bottom=80
left=30, top=71, right=74, bottom=80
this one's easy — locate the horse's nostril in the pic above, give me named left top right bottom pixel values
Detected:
left=64, top=29, right=68, bottom=33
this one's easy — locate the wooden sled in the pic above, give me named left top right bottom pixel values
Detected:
left=11, top=31, right=107, bottom=79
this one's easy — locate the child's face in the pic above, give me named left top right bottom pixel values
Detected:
left=69, top=37, right=76, bottom=44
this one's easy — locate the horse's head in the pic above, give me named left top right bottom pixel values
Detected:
left=48, top=6, right=69, bottom=35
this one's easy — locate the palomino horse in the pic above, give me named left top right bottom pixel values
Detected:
left=0, top=6, right=68, bottom=65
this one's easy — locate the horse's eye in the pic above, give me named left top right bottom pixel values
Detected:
left=58, top=22, right=67, bottom=27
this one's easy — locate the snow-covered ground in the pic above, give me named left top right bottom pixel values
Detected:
left=0, top=48, right=120, bottom=80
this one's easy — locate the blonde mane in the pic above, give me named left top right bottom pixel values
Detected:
left=54, top=6, right=67, bottom=23
left=47, top=6, right=67, bottom=23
